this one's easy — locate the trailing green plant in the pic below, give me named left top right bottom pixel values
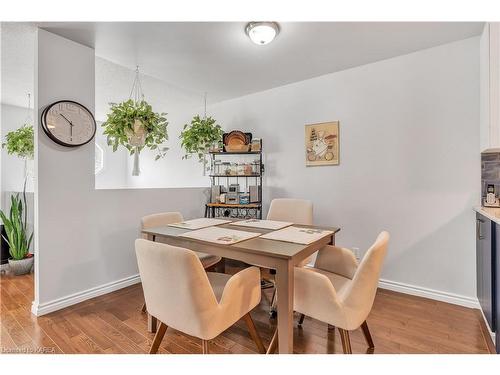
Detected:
left=102, top=99, right=169, bottom=160
left=2, top=124, right=34, bottom=160
left=2, top=123, right=34, bottom=231
left=0, top=194, right=33, bottom=260
left=180, top=115, right=223, bottom=162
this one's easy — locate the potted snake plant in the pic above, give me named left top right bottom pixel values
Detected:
left=0, top=194, right=34, bottom=275
left=102, top=99, right=169, bottom=176
left=2, top=123, right=34, bottom=268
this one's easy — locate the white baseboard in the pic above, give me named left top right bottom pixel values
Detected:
left=379, top=278, right=480, bottom=309
left=478, top=305, right=497, bottom=349
left=29, top=273, right=480, bottom=318
left=31, top=274, right=141, bottom=316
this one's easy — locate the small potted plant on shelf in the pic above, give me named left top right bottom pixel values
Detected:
left=0, top=194, right=34, bottom=275
left=180, top=115, right=223, bottom=173
left=102, top=99, right=169, bottom=175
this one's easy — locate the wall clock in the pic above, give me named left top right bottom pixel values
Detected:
left=41, top=100, right=96, bottom=147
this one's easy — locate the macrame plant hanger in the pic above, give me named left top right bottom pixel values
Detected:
left=129, top=66, right=146, bottom=176
left=22, top=93, right=33, bottom=227
left=202, top=92, right=209, bottom=176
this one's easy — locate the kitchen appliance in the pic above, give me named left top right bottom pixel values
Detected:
left=227, top=184, right=240, bottom=204
left=239, top=194, right=250, bottom=204
left=211, top=185, right=222, bottom=203
left=249, top=185, right=260, bottom=203
left=484, top=184, right=500, bottom=207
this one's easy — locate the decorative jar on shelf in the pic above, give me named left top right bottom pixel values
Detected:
left=244, top=163, right=253, bottom=175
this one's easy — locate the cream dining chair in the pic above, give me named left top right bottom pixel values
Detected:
left=267, top=199, right=314, bottom=316
left=140, top=212, right=222, bottom=313
left=135, top=239, right=266, bottom=354
left=267, top=231, right=390, bottom=354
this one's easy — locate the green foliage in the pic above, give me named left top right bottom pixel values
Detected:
left=0, top=194, right=33, bottom=260
left=101, top=99, right=169, bottom=160
left=180, top=115, right=223, bottom=162
left=2, top=124, right=34, bottom=160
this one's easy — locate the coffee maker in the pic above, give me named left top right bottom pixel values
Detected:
left=484, top=184, right=500, bottom=207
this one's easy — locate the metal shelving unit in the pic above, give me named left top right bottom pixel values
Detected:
left=205, top=141, right=263, bottom=219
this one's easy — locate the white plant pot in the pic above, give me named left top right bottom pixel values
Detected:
left=8, top=256, right=34, bottom=276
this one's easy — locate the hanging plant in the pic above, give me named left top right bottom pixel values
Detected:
left=2, top=109, right=34, bottom=231
left=2, top=124, right=34, bottom=160
left=102, top=99, right=169, bottom=160
left=101, top=67, right=169, bottom=176
left=180, top=115, right=223, bottom=162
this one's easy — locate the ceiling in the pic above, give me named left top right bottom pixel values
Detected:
left=39, top=22, right=484, bottom=102
left=1, top=22, right=484, bottom=108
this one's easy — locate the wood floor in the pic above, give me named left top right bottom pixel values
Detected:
left=0, top=271, right=494, bottom=354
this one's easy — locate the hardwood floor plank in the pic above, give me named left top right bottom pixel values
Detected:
left=0, top=272, right=493, bottom=354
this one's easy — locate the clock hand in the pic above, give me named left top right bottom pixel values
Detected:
left=60, top=114, right=74, bottom=141
left=60, top=113, right=74, bottom=126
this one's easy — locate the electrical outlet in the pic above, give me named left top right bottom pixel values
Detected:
left=352, top=247, right=360, bottom=261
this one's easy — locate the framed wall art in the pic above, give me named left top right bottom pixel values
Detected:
left=305, top=121, right=339, bottom=166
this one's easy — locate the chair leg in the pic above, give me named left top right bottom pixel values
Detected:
left=149, top=322, right=168, bottom=354
left=202, top=339, right=210, bottom=354
left=270, top=288, right=277, bottom=317
left=298, top=314, right=305, bottom=326
left=360, top=321, right=374, bottom=349
left=147, top=314, right=157, bottom=333
left=267, top=328, right=278, bottom=354
left=141, top=303, right=147, bottom=313
left=338, top=329, right=352, bottom=354
left=243, top=313, right=266, bottom=353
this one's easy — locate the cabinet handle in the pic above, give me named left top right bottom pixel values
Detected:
left=477, top=218, right=485, bottom=240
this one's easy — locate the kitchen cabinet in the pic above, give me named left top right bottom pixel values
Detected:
left=496, top=224, right=500, bottom=353
left=480, top=23, right=500, bottom=152
left=476, top=213, right=496, bottom=332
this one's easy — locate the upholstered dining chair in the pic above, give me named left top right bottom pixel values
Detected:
left=140, top=212, right=222, bottom=312
left=266, top=199, right=314, bottom=315
left=267, top=231, right=390, bottom=354
left=135, top=239, right=266, bottom=354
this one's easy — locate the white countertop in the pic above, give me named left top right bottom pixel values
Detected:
left=474, top=206, right=500, bottom=225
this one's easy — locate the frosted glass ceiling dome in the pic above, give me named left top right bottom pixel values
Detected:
left=245, top=22, right=280, bottom=45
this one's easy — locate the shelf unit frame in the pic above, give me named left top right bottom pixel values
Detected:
left=206, top=141, right=263, bottom=219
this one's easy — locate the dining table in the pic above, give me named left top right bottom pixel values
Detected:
left=141, top=218, right=340, bottom=354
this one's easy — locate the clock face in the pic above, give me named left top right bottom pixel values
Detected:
left=42, top=100, right=96, bottom=147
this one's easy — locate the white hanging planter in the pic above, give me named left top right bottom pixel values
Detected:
left=125, top=119, right=148, bottom=176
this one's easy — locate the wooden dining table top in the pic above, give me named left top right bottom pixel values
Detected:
left=141, top=219, right=341, bottom=261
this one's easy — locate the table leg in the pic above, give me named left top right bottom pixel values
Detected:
left=329, top=234, right=335, bottom=245
left=275, top=260, right=294, bottom=354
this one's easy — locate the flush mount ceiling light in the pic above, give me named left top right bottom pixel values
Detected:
left=245, top=22, right=280, bottom=45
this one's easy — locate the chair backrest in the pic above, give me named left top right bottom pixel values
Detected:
left=135, top=239, right=218, bottom=336
left=342, top=231, right=389, bottom=322
left=267, top=198, right=313, bottom=225
left=141, top=212, right=184, bottom=230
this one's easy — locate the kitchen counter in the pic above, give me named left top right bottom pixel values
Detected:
left=474, top=206, right=500, bottom=225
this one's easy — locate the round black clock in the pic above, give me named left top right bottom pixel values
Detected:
left=41, top=100, right=96, bottom=147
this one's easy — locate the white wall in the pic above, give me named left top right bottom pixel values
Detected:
left=210, top=37, right=481, bottom=304
left=33, top=29, right=207, bottom=315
